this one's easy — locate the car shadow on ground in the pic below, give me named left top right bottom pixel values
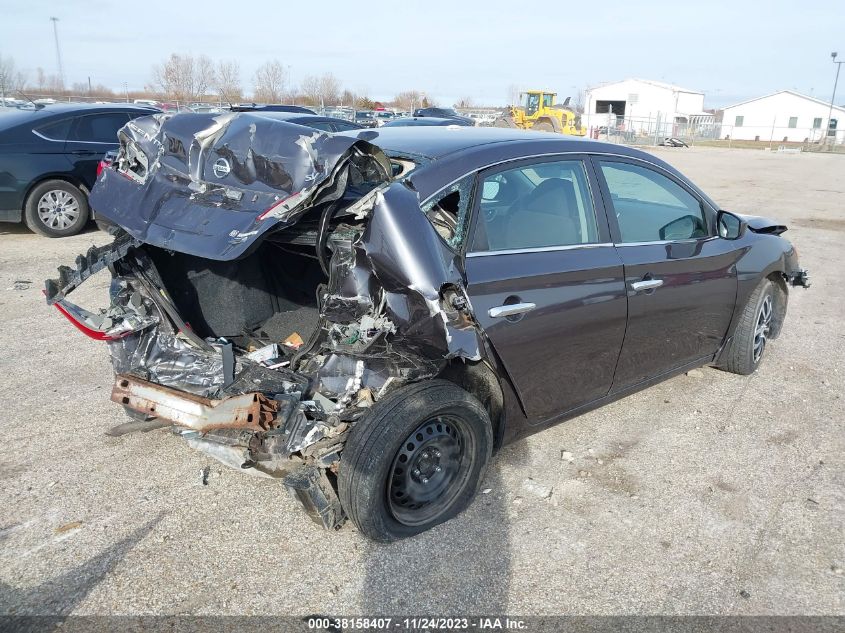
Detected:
left=359, top=440, right=530, bottom=612
left=0, top=513, right=164, bottom=621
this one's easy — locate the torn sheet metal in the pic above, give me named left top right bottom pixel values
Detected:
left=111, top=374, right=280, bottom=432
left=304, top=181, right=483, bottom=367
left=88, top=112, right=392, bottom=260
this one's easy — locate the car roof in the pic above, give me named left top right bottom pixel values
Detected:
left=337, top=126, right=601, bottom=159
left=0, top=102, right=159, bottom=131
left=336, top=127, right=708, bottom=204
left=238, top=111, right=362, bottom=128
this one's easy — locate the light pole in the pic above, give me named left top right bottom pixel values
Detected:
left=50, top=17, right=64, bottom=89
left=826, top=52, right=843, bottom=141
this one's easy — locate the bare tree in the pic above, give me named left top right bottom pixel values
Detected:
left=253, top=60, right=287, bottom=103
left=216, top=60, right=242, bottom=103
left=35, top=67, right=46, bottom=92
left=300, top=72, right=341, bottom=107
left=456, top=96, right=474, bottom=108
left=0, top=55, right=27, bottom=100
left=319, top=73, right=340, bottom=106
left=507, top=84, right=520, bottom=106
left=393, top=90, right=422, bottom=110
left=300, top=74, right=320, bottom=106
left=151, top=53, right=216, bottom=103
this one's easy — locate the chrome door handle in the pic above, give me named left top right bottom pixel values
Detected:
left=488, top=302, right=536, bottom=318
left=631, top=279, right=664, bottom=292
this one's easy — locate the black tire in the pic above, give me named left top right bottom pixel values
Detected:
left=338, top=380, right=493, bottom=542
left=24, top=180, right=90, bottom=238
left=724, top=279, right=775, bottom=375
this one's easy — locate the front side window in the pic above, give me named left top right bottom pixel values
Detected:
left=599, top=161, right=708, bottom=243
left=542, top=94, right=554, bottom=108
left=71, top=113, right=131, bottom=143
left=470, top=160, right=598, bottom=252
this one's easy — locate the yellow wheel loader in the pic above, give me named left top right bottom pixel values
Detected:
left=494, top=90, right=586, bottom=136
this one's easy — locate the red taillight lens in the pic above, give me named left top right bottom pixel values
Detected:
left=257, top=191, right=304, bottom=221
left=51, top=300, right=127, bottom=341
left=96, top=160, right=108, bottom=178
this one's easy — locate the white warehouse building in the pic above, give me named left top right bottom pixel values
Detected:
left=583, top=78, right=712, bottom=137
left=719, top=91, right=845, bottom=143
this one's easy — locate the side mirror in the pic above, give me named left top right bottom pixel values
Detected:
left=482, top=180, right=501, bottom=200
left=717, top=210, right=746, bottom=240
left=659, top=215, right=700, bottom=240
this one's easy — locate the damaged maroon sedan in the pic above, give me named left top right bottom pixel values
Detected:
left=45, top=113, right=809, bottom=541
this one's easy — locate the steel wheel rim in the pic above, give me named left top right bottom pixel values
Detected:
left=37, top=190, right=80, bottom=230
left=387, top=416, right=473, bottom=527
left=753, top=294, right=772, bottom=363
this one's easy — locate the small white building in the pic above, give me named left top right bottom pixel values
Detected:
left=720, top=90, right=845, bottom=143
left=583, top=79, right=711, bottom=137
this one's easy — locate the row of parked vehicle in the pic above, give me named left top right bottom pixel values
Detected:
left=0, top=101, right=478, bottom=237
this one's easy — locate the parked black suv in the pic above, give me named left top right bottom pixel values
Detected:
left=0, top=103, right=158, bottom=237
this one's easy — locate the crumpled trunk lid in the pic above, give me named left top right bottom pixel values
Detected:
left=89, top=111, right=392, bottom=260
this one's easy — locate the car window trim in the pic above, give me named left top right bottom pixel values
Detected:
left=589, top=155, right=716, bottom=243
left=467, top=242, right=614, bottom=257
left=463, top=153, right=611, bottom=254
left=31, top=129, right=67, bottom=143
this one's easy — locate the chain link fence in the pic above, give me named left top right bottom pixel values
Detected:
left=589, top=113, right=845, bottom=152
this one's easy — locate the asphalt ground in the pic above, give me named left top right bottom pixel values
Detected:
left=0, top=146, right=842, bottom=617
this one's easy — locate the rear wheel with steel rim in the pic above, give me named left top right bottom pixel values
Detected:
left=724, top=279, right=777, bottom=375
left=339, top=380, right=492, bottom=542
left=24, top=180, right=90, bottom=237
left=388, top=416, right=474, bottom=527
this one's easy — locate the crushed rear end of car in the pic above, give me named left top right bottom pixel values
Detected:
left=45, top=112, right=483, bottom=529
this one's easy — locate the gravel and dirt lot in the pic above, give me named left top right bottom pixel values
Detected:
left=0, top=146, right=842, bottom=617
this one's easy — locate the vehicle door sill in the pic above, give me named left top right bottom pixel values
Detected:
left=527, top=355, right=714, bottom=428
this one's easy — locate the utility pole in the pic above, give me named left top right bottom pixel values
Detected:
left=826, top=52, right=843, bottom=143
left=50, top=17, right=64, bottom=88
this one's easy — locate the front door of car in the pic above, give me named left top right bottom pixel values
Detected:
left=592, top=157, right=740, bottom=391
left=462, top=156, right=628, bottom=422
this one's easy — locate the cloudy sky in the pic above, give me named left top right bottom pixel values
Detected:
left=2, top=0, right=842, bottom=108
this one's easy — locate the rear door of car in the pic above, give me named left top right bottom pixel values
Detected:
left=65, top=111, right=132, bottom=189
left=0, top=116, right=75, bottom=215
left=591, top=156, right=739, bottom=391
left=462, top=155, right=628, bottom=423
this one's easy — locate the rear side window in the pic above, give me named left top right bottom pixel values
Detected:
left=70, top=113, right=131, bottom=143
left=470, top=159, right=598, bottom=252
left=599, top=161, right=708, bottom=243
left=332, top=121, right=360, bottom=132
left=307, top=121, right=334, bottom=132
left=34, top=118, right=73, bottom=142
